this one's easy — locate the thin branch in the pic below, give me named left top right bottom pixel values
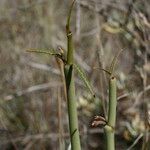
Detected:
left=26, top=61, right=60, bottom=75
left=4, top=82, right=62, bottom=101
left=126, top=133, right=143, bottom=150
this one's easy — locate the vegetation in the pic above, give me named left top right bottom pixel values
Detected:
left=64, top=0, right=81, bottom=149
left=0, top=0, right=149, bottom=149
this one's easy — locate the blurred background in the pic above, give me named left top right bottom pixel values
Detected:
left=0, top=0, right=149, bottom=149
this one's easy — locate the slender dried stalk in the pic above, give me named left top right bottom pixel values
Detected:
left=57, top=88, right=65, bottom=150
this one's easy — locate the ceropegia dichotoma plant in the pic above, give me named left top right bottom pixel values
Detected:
left=63, top=0, right=81, bottom=149
left=27, top=0, right=95, bottom=149
left=92, top=49, right=123, bottom=150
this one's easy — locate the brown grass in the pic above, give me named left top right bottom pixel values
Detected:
left=0, top=0, right=149, bottom=149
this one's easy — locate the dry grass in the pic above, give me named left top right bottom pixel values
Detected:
left=0, top=0, right=149, bottom=149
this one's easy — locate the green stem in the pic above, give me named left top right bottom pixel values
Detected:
left=104, top=76, right=117, bottom=150
left=64, top=30, right=81, bottom=150
left=66, top=31, right=74, bottom=65
left=66, top=0, right=75, bottom=65
left=64, top=1, right=81, bottom=149
left=64, top=65, right=81, bottom=150
left=64, top=27, right=81, bottom=150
